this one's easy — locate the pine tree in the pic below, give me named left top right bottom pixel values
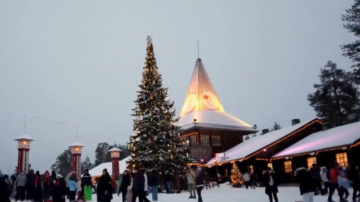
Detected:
left=51, top=149, right=72, bottom=177
left=94, top=142, right=110, bottom=166
left=127, top=36, right=190, bottom=172
left=270, top=122, right=282, bottom=132
left=342, top=0, right=360, bottom=83
left=307, top=61, right=360, bottom=125
left=82, top=156, right=94, bottom=172
left=230, top=163, right=243, bottom=187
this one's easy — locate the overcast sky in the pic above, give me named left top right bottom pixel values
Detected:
left=0, top=0, right=356, bottom=174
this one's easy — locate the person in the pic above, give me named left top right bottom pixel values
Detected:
left=173, top=170, right=181, bottom=193
left=320, top=167, right=330, bottom=194
left=52, top=174, right=66, bottom=202
left=148, top=169, right=159, bottom=201
left=243, top=171, right=251, bottom=189
left=42, top=171, right=52, bottom=202
left=294, top=167, right=316, bottom=202
left=216, top=173, right=221, bottom=188
left=15, top=171, right=27, bottom=201
left=338, top=169, right=353, bottom=201
left=65, top=172, right=71, bottom=200
left=186, top=167, right=196, bottom=199
left=77, top=191, right=86, bottom=202
left=33, top=171, right=42, bottom=202
left=250, top=172, right=256, bottom=189
left=263, top=167, right=278, bottom=202
left=118, top=170, right=131, bottom=202
left=142, top=169, right=150, bottom=202
left=132, top=168, right=145, bottom=202
left=309, top=164, right=323, bottom=195
left=0, top=171, right=11, bottom=202
left=349, top=165, right=360, bottom=202
left=165, top=171, right=173, bottom=193
left=26, top=169, right=36, bottom=201
left=126, top=172, right=136, bottom=202
left=81, top=169, right=93, bottom=195
left=97, top=169, right=113, bottom=202
left=68, top=174, right=77, bottom=202
left=195, top=167, right=205, bottom=202
left=328, top=163, right=344, bottom=202
left=204, top=172, right=211, bottom=190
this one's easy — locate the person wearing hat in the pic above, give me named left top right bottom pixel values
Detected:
left=81, top=169, right=93, bottom=195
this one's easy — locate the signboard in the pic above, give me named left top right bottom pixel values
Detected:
left=215, top=153, right=227, bottom=162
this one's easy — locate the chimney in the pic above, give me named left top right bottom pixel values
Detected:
left=292, top=119, right=300, bottom=126
left=261, top=129, right=269, bottom=135
left=322, top=123, right=333, bottom=131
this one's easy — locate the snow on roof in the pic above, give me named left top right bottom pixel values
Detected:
left=206, top=118, right=321, bottom=165
left=14, top=134, right=34, bottom=141
left=177, top=110, right=257, bottom=132
left=108, top=147, right=122, bottom=152
left=89, top=156, right=131, bottom=177
left=272, top=121, right=360, bottom=158
left=68, top=142, right=84, bottom=147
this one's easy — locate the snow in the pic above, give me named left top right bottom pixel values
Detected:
left=273, top=121, right=360, bottom=158
left=14, top=134, right=34, bottom=141
left=89, top=156, right=131, bottom=177
left=108, top=147, right=122, bottom=152
left=177, top=110, right=257, bottom=132
left=207, top=119, right=319, bottom=165
left=68, top=142, right=84, bottom=147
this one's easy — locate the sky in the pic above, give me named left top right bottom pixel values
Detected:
left=0, top=0, right=356, bottom=174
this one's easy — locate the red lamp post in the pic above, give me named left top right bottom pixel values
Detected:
left=15, top=135, right=34, bottom=174
left=69, top=143, right=84, bottom=181
left=108, top=147, right=122, bottom=179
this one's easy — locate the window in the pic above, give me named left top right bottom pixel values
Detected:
left=211, top=135, right=221, bottom=146
left=190, top=135, right=197, bottom=147
left=284, top=161, right=292, bottom=173
left=200, top=134, right=210, bottom=146
left=182, top=137, right=190, bottom=146
left=267, top=163, right=273, bottom=170
left=307, top=157, right=317, bottom=170
left=336, top=152, right=348, bottom=167
left=249, top=165, right=254, bottom=173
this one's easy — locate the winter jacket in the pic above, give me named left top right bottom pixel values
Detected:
left=263, top=170, right=278, bottom=194
left=52, top=178, right=66, bottom=202
left=119, top=174, right=131, bottom=194
left=16, top=172, right=27, bottom=187
left=349, top=166, right=360, bottom=186
left=338, top=176, right=352, bottom=189
left=309, top=166, right=321, bottom=181
left=26, top=170, right=36, bottom=188
left=97, top=172, right=113, bottom=202
left=65, top=173, right=70, bottom=188
left=243, top=173, right=251, bottom=182
left=69, top=180, right=77, bottom=191
left=320, top=167, right=329, bottom=182
left=148, top=171, right=158, bottom=186
left=195, top=167, right=205, bottom=186
left=132, top=171, right=145, bottom=193
left=329, top=168, right=339, bottom=183
left=294, top=167, right=316, bottom=195
left=186, top=170, right=196, bottom=184
left=0, top=176, right=10, bottom=202
left=165, top=172, right=173, bottom=182
left=81, top=170, right=93, bottom=188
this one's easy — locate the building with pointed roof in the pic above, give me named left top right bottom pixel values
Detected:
left=177, top=58, right=257, bottom=163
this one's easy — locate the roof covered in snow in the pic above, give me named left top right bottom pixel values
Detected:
left=177, top=58, right=255, bottom=132
left=89, top=156, right=131, bottom=177
left=272, top=121, right=360, bottom=158
left=206, top=118, right=322, bottom=165
left=68, top=142, right=84, bottom=147
left=14, top=134, right=34, bottom=141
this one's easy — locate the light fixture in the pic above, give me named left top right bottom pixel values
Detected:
left=310, top=152, right=315, bottom=156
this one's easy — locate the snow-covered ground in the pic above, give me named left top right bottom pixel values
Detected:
left=11, top=184, right=348, bottom=202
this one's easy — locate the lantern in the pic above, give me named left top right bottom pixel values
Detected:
left=14, top=135, right=34, bottom=174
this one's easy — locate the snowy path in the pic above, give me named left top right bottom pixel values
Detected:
left=11, top=185, right=347, bottom=202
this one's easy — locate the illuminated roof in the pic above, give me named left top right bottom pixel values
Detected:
left=272, top=121, right=360, bottom=158
left=206, top=119, right=321, bottom=165
left=178, top=58, right=255, bottom=132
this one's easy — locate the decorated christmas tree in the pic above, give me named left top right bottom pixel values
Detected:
left=127, top=36, right=190, bottom=172
left=230, top=163, right=243, bottom=187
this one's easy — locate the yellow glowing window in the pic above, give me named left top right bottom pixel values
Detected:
left=249, top=165, right=254, bottom=173
left=307, top=157, right=317, bottom=170
left=284, top=161, right=292, bottom=173
left=267, top=163, right=273, bottom=170
left=336, top=153, right=348, bottom=167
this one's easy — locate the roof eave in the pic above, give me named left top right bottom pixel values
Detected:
left=180, top=122, right=258, bottom=133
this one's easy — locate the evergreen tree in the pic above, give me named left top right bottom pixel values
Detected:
left=342, top=0, right=360, bottom=83
left=51, top=149, right=72, bottom=177
left=307, top=61, right=360, bottom=125
left=94, top=142, right=110, bottom=166
left=127, top=36, right=190, bottom=172
left=270, top=122, right=282, bottom=132
left=82, top=156, right=94, bottom=172
left=230, top=163, right=243, bottom=187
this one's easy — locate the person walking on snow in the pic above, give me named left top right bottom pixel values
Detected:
left=148, top=169, right=159, bottom=201
left=263, top=167, right=278, bottom=202
left=320, top=167, right=330, bottom=194
left=186, top=167, right=196, bottom=199
left=195, top=167, right=205, bottom=202
left=243, top=171, right=251, bottom=189
left=15, top=172, right=27, bottom=201
left=81, top=169, right=93, bottom=195
left=0, top=171, right=11, bottom=202
left=328, top=163, right=344, bottom=202
left=118, top=170, right=131, bottom=202
left=295, top=167, right=316, bottom=202
left=338, top=169, right=353, bottom=201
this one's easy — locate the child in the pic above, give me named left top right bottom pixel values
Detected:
left=77, top=191, right=85, bottom=202
left=338, top=170, right=352, bottom=201
left=68, top=176, right=77, bottom=202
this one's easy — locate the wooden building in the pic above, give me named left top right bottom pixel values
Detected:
left=177, top=58, right=257, bottom=163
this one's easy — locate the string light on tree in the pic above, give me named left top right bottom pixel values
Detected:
left=230, top=163, right=243, bottom=187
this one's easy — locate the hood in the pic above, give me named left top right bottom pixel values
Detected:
left=84, top=169, right=89, bottom=174
left=294, top=167, right=307, bottom=176
left=45, top=171, right=50, bottom=178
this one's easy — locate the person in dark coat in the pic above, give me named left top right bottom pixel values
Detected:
left=97, top=169, right=113, bottom=202
left=81, top=169, right=93, bottom=195
left=195, top=167, right=205, bottom=202
left=132, top=168, right=145, bottom=202
left=309, top=163, right=323, bottom=195
left=148, top=169, right=159, bottom=201
left=349, top=165, right=360, bottom=202
left=52, top=175, right=66, bottom=202
left=295, top=167, right=316, bottom=202
left=263, top=167, right=278, bottom=202
left=118, top=170, right=131, bottom=202
left=42, top=171, right=52, bottom=202
left=26, top=169, right=36, bottom=201
left=0, top=171, right=11, bottom=202
left=165, top=171, right=173, bottom=193
left=33, top=171, right=42, bottom=202
left=173, top=170, right=181, bottom=193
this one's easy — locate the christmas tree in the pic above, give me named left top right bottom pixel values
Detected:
left=230, top=163, right=243, bottom=187
left=127, top=36, right=190, bottom=172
